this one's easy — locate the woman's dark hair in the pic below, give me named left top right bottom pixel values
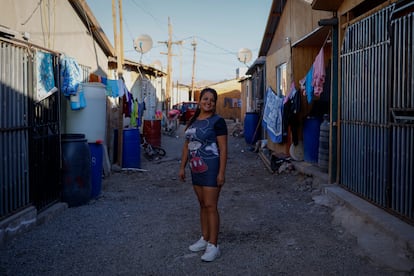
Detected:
left=185, top=87, right=217, bottom=129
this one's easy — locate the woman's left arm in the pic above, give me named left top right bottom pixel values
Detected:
left=216, top=134, right=228, bottom=186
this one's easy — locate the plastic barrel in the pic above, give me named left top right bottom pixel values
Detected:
left=66, top=83, right=107, bottom=143
left=303, top=117, right=321, bottom=163
left=143, top=120, right=161, bottom=147
left=244, top=112, right=260, bottom=145
left=61, top=134, right=91, bottom=207
left=122, top=128, right=141, bottom=168
left=318, top=115, right=329, bottom=172
left=89, top=143, right=103, bottom=198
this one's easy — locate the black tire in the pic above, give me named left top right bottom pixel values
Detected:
left=153, top=147, right=166, bottom=156
left=232, top=130, right=240, bottom=137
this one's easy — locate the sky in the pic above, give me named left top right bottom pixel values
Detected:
left=85, top=0, right=273, bottom=85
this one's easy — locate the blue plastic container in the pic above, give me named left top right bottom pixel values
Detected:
left=244, top=112, right=260, bottom=145
left=61, top=134, right=91, bottom=207
left=122, top=128, right=141, bottom=168
left=88, top=143, right=103, bottom=198
left=303, top=117, right=321, bottom=163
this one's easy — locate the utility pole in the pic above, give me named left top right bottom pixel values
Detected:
left=112, top=0, right=124, bottom=167
left=191, top=37, right=197, bottom=101
left=159, top=17, right=183, bottom=112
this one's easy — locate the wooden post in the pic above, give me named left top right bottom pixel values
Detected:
left=113, top=0, right=124, bottom=167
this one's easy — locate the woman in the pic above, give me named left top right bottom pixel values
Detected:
left=179, top=88, right=228, bottom=262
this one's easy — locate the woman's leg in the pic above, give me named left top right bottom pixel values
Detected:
left=201, top=186, right=221, bottom=245
left=193, top=185, right=209, bottom=241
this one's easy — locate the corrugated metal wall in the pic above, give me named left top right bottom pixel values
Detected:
left=0, top=41, right=31, bottom=217
left=1, top=39, right=62, bottom=218
left=340, top=3, right=414, bottom=222
left=390, top=7, right=414, bottom=221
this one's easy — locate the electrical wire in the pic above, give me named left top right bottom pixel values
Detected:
left=21, top=0, right=43, bottom=26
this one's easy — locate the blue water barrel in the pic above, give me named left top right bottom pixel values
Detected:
left=122, top=128, right=141, bottom=168
left=61, top=134, right=91, bottom=207
left=303, top=117, right=321, bottom=163
left=244, top=112, right=260, bottom=145
left=89, top=143, right=103, bottom=198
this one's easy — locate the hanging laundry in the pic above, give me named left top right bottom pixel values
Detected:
left=60, top=55, right=82, bottom=97
left=284, top=81, right=296, bottom=104
left=312, top=47, right=325, bottom=96
left=299, top=65, right=314, bottom=103
left=130, top=100, right=138, bottom=127
left=106, top=79, right=119, bottom=97
left=283, top=84, right=301, bottom=146
left=117, top=79, right=126, bottom=98
left=224, top=97, right=232, bottom=107
left=36, top=51, right=57, bottom=102
left=262, top=87, right=284, bottom=143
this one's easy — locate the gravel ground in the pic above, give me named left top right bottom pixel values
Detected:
left=0, top=124, right=399, bottom=275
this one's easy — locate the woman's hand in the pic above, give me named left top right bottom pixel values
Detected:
left=217, top=172, right=225, bottom=187
left=179, top=167, right=186, bottom=182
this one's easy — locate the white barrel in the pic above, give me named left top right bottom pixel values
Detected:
left=66, top=82, right=107, bottom=143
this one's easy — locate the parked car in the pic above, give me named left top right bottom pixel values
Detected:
left=173, top=101, right=198, bottom=124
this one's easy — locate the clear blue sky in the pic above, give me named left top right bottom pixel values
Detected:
left=86, top=0, right=272, bottom=84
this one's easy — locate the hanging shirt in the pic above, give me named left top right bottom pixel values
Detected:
left=312, top=47, right=325, bottom=96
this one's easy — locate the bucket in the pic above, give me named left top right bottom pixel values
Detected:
left=70, top=90, right=86, bottom=110
left=89, top=143, right=103, bottom=198
left=303, top=117, right=321, bottom=163
left=143, top=120, right=161, bottom=147
left=244, top=112, right=260, bottom=145
left=122, top=128, right=141, bottom=168
left=66, top=82, right=106, bottom=143
left=61, top=134, right=91, bottom=207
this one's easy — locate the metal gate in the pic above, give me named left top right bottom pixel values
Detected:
left=390, top=3, right=414, bottom=221
left=340, top=3, right=414, bottom=223
left=0, top=39, right=61, bottom=218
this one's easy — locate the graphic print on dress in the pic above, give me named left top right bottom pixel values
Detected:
left=185, top=118, right=220, bottom=174
left=188, top=141, right=208, bottom=173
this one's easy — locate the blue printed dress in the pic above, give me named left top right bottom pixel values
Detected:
left=185, top=114, right=227, bottom=187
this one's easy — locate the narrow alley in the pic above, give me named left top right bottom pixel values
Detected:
left=0, top=124, right=398, bottom=275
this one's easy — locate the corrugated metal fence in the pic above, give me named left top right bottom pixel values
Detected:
left=0, top=41, right=31, bottom=217
left=1, top=39, right=61, bottom=218
left=340, top=3, right=414, bottom=223
left=390, top=4, right=414, bottom=221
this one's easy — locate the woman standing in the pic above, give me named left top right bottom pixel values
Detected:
left=179, top=88, right=228, bottom=262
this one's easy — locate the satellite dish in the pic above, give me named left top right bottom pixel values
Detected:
left=237, top=48, right=252, bottom=64
left=134, top=34, right=153, bottom=54
left=152, top=60, right=162, bottom=69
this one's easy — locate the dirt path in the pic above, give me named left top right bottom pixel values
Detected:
left=0, top=125, right=397, bottom=275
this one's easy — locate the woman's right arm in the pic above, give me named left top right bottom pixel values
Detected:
left=179, top=140, right=189, bottom=182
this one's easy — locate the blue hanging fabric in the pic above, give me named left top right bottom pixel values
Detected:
left=36, top=51, right=57, bottom=102
left=60, top=55, right=83, bottom=97
left=262, top=87, right=284, bottom=143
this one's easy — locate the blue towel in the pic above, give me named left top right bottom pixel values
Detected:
left=305, top=65, right=314, bottom=103
left=36, top=51, right=56, bottom=101
left=262, top=87, right=284, bottom=143
left=60, top=56, right=82, bottom=96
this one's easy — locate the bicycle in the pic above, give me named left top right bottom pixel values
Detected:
left=231, top=122, right=244, bottom=137
left=141, top=136, right=166, bottom=161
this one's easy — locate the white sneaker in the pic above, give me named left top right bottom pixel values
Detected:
left=189, top=237, right=208, bottom=252
left=201, top=243, right=220, bottom=262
